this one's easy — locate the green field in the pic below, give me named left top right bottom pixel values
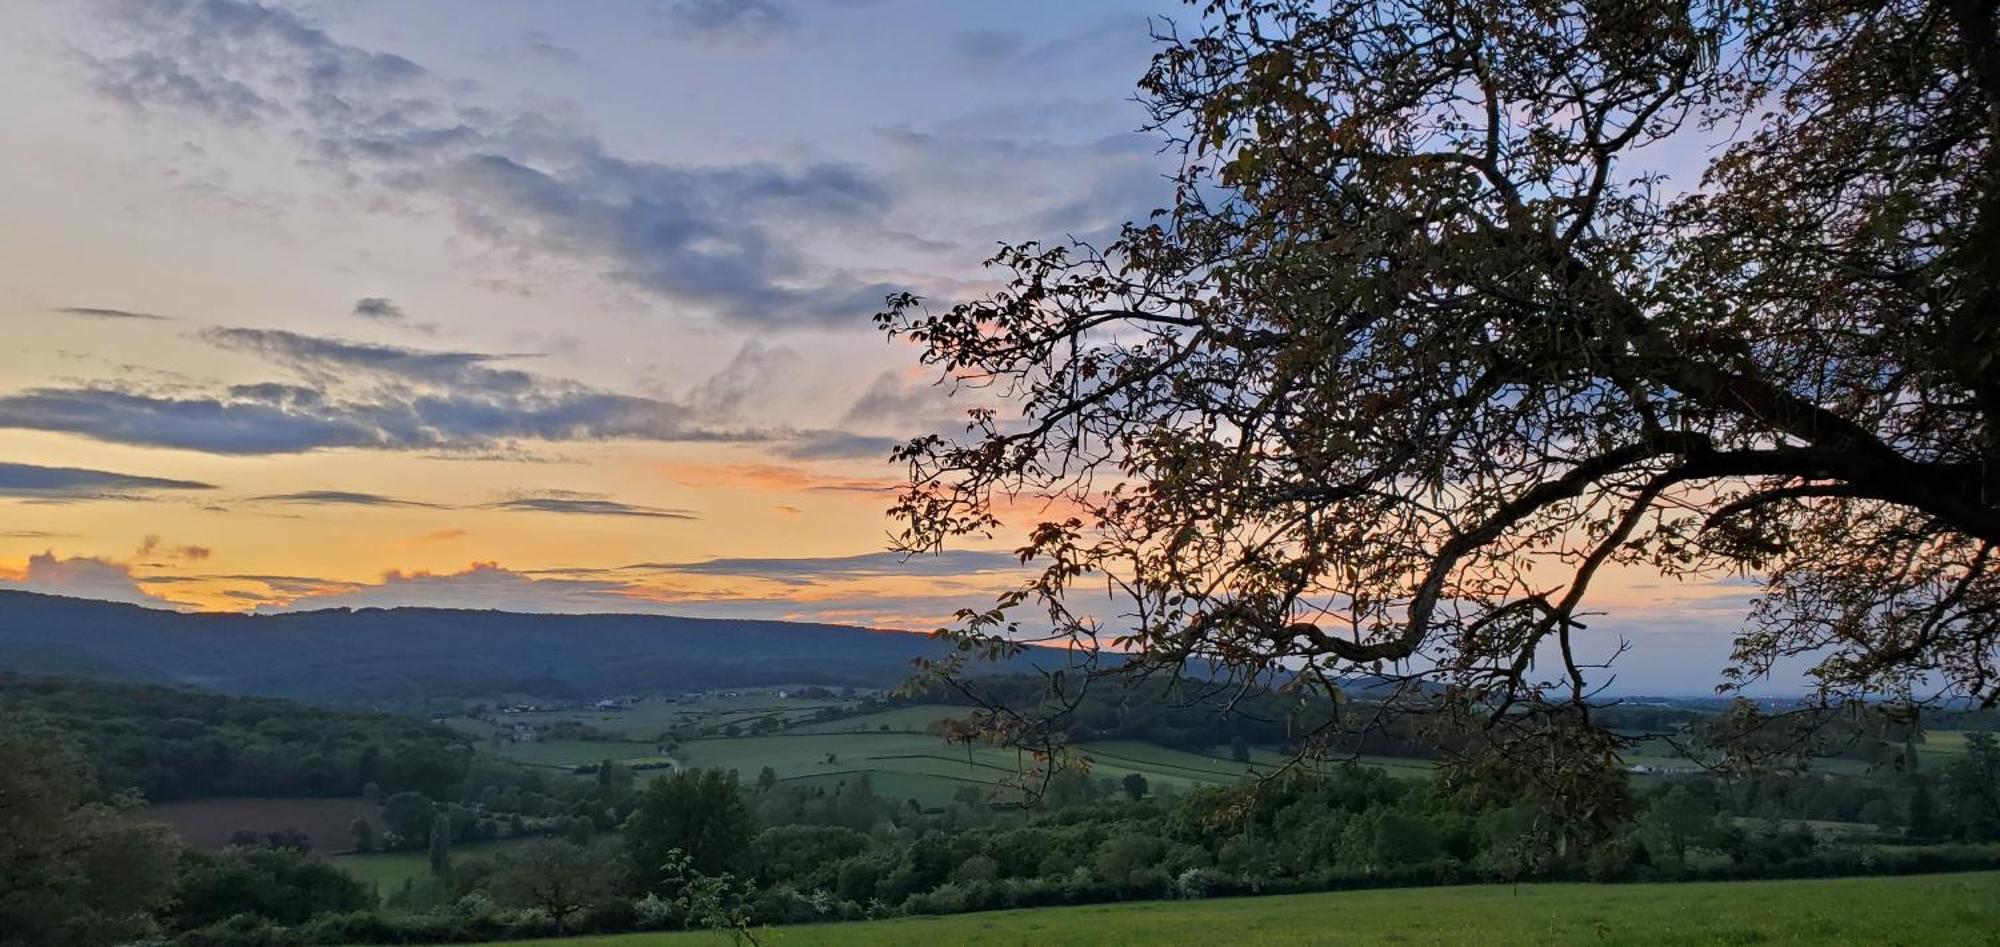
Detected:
left=669, top=728, right=1338, bottom=807
left=791, top=704, right=966, bottom=734
left=471, top=871, right=2000, bottom=946
left=1922, top=730, right=1989, bottom=762
left=464, top=700, right=1457, bottom=805
left=330, top=837, right=537, bottom=892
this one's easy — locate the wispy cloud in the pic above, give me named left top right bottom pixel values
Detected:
left=52, top=305, right=171, bottom=321
left=0, top=328, right=757, bottom=455
left=78, top=0, right=894, bottom=328
left=488, top=491, right=698, bottom=520
left=777, top=430, right=901, bottom=461
left=658, top=0, right=795, bottom=42
left=249, top=490, right=445, bottom=509
left=632, top=549, right=1021, bottom=582
left=137, top=534, right=211, bottom=562
left=0, top=461, right=215, bottom=502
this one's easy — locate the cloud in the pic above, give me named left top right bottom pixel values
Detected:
left=659, top=0, right=795, bottom=41
left=517, top=30, right=579, bottom=65
left=488, top=491, right=697, bottom=519
left=249, top=490, right=445, bottom=509
left=0, top=328, right=757, bottom=455
left=52, top=306, right=171, bottom=321
left=202, top=327, right=521, bottom=387
left=137, top=535, right=211, bottom=561
left=687, top=339, right=802, bottom=421
left=842, top=370, right=951, bottom=425
left=633, top=549, right=1021, bottom=583
left=950, top=29, right=1025, bottom=68
left=777, top=430, right=900, bottom=461
left=0, top=461, right=215, bottom=501
left=662, top=461, right=897, bottom=494
left=256, top=561, right=648, bottom=614
left=78, top=0, right=893, bottom=328
left=0, top=552, right=174, bottom=607
left=398, top=528, right=468, bottom=547
left=351, top=297, right=406, bottom=322
left=248, top=553, right=1026, bottom=628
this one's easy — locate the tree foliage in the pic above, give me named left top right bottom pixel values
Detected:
left=0, top=730, right=182, bottom=947
left=878, top=0, right=2000, bottom=795
left=624, top=769, right=755, bottom=888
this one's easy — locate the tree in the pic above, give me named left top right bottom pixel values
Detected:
left=623, top=769, right=754, bottom=890
left=494, top=838, right=619, bottom=934
left=428, top=812, right=452, bottom=875
left=1638, top=786, right=1717, bottom=868
left=878, top=0, right=2000, bottom=818
left=350, top=816, right=375, bottom=853
left=756, top=766, right=779, bottom=793
left=1942, top=731, right=2000, bottom=840
left=380, top=791, right=433, bottom=848
left=1122, top=772, right=1149, bottom=801
left=171, top=849, right=372, bottom=929
left=0, top=730, right=182, bottom=947
left=1230, top=736, right=1251, bottom=764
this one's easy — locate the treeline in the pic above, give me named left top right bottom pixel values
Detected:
left=8, top=679, right=2000, bottom=944
left=159, top=734, right=2000, bottom=944
left=892, top=676, right=1916, bottom=767
left=0, top=674, right=471, bottom=801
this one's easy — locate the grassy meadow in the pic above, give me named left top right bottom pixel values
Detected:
left=467, top=871, right=2000, bottom=947
left=331, top=837, right=538, bottom=892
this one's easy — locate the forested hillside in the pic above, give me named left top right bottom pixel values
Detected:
left=0, top=674, right=471, bottom=800
left=0, top=591, right=1045, bottom=706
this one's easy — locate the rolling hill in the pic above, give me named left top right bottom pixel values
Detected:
left=0, top=590, right=1041, bottom=707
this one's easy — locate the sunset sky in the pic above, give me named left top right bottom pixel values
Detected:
left=0, top=0, right=1772, bottom=693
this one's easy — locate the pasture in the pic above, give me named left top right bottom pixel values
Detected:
left=331, top=837, right=537, bottom=892
left=478, top=870, right=2000, bottom=946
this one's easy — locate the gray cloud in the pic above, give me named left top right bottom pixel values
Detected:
left=351, top=297, right=406, bottom=322
left=950, top=29, right=1025, bottom=68
left=659, top=0, right=795, bottom=40
left=842, top=371, right=949, bottom=425
left=249, top=490, right=445, bottom=509
left=777, top=429, right=901, bottom=461
left=517, top=30, right=579, bottom=65
left=202, top=327, right=524, bottom=388
left=0, top=461, right=216, bottom=501
left=0, top=328, right=756, bottom=455
left=632, top=549, right=1020, bottom=583
left=687, top=339, right=802, bottom=421
left=137, top=534, right=211, bottom=561
left=53, top=306, right=170, bottom=321
left=251, top=561, right=646, bottom=615
left=80, top=0, right=892, bottom=328
left=488, top=492, right=698, bottom=519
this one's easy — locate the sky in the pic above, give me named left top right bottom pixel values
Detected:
left=0, top=0, right=1780, bottom=695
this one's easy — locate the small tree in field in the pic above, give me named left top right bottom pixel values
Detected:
left=495, top=838, right=618, bottom=934
left=1122, top=772, right=1150, bottom=801
left=880, top=0, right=2000, bottom=848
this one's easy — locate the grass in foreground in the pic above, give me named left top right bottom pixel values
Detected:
left=473, top=871, right=2000, bottom=947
